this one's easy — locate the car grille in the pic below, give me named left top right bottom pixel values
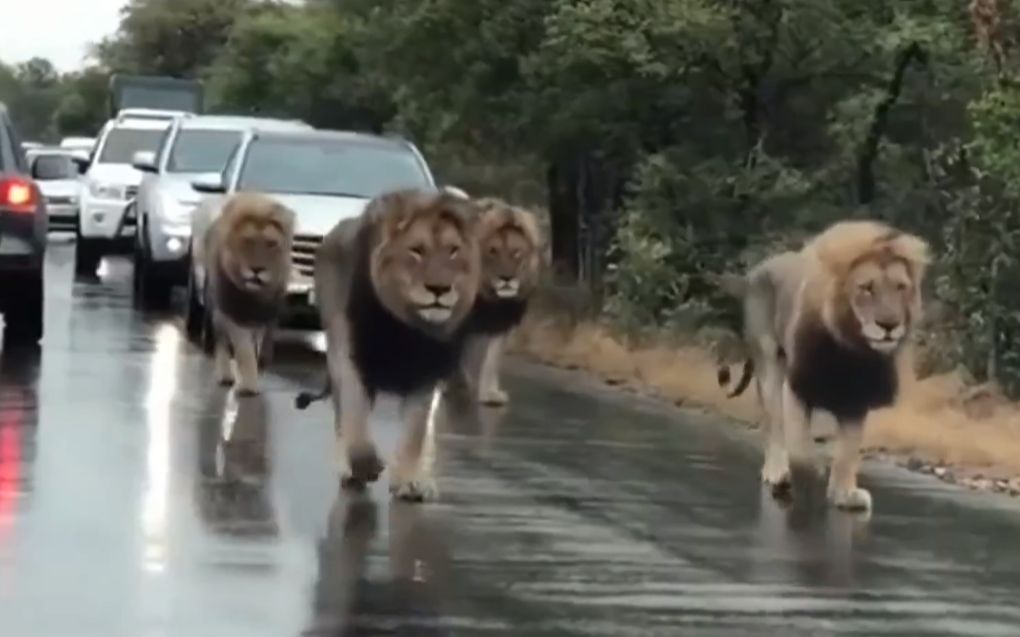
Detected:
left=291, top=234, right=322, bottom=279
left=125, top=185, right=139, bottom=200
left=46, top=195, right=75, bottom=205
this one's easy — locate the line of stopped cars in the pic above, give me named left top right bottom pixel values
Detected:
left=84, top=108, right=466, bottom=351
left=0, top=101, right=464, bottom=349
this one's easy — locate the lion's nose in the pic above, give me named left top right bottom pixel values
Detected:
left=876, top=319, right=898, bottom=333
left=425, top=283, right=451, bottom=297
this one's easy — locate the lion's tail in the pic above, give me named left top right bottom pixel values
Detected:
left=295, top=376, right=331, bottom=410
left=717, top=358, right=754, bottom=398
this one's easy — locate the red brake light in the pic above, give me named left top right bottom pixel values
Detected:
left=0, top=177, right=38, bottom=213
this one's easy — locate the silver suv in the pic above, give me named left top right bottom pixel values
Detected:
left=184, top=128, right=445, bottom=349
left=0, top=102, right=49, bottom=346
left=130, top=114, right=310, bottom=308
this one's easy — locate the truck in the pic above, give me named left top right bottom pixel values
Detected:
left=108, top=74, right=204, bottom=115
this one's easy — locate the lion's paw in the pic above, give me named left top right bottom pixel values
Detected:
left=762, top=468, right=791, bottom=497
left=340, top=444, right=385, bottom=490
left=478, top=387, right=509, bottom=407
left=390, top=473, right=439, bottom=503
left=235, top=385, right=261, bottom=397
left=829, top=486, right=872, bottom=512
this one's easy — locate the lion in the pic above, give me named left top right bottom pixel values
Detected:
left=202, top=192, right=295, bottom=396
left=308, top=188, right=480, bottom=502
left=450, top=197, right=543, bottom=406
left=716, top=220, right=930, bottom=512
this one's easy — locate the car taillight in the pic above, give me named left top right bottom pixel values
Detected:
left=0, top=177, right=38, bottom=214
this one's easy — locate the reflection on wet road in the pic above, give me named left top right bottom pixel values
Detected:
left=1, top=244, right=1019, bottom=636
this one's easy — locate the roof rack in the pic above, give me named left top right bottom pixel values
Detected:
left=115, top=108, right=191, bottom=123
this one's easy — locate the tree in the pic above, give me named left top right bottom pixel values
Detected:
left=54, top=68, right=111, bottom=137
left=207, top=4, right=394, bottom=130
left=95, top=0, right=259, bottom=78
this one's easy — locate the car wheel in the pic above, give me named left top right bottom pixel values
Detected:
left=74, top=223, right=100, bottom=277
left=133, top=229, right=173, bottom=310
left=184, top=264, right=205, bottom=342
left=4, top=269, right=44, bottom=347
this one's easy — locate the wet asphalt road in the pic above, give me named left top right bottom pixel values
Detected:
left=0, top=244, right=1019, bottom=636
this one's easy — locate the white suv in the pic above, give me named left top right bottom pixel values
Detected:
left=75, top=111, right=184, bottom=276
left=130, top=115, right=310, bottom=308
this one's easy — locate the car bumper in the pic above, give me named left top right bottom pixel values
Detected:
left=46, top=202, right=78, bottom=231
left=79, top=197, right=136, bottom=239
left=0, top=210, right=45, bottom=264
left=280, top=278, right=318, bottom=329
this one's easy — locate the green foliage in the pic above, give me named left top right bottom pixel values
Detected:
left=95, top=0, right=259, bottom=78
left=207, top=5, right=394, bottom=130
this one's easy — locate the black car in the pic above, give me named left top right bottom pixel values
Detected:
left=0, top=102, right=48, bottom=346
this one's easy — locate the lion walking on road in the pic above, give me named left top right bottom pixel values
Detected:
left=202, top=192, right=295, bottom=396
left=311, top=188, right=481, bottom=502
left=451, top=198, right=544, bottom=406
left=716, top=221, right=930, bottom=511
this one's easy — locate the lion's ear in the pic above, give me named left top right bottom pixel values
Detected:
left=891, top=233, right=931, bottom=267
left=438, top=193, right=482, bottom=233
left=274, top=202, right=297, bottom=234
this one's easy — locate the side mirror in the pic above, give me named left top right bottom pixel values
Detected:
left=70, top=150, right=90, bottom=175
left=191, top=172, right=226, bottom=194
left=30, top=159, right=48, bottom=181
left=443, top=185, right=469, bottom=199
left=131, top=151, right=158, bottom=174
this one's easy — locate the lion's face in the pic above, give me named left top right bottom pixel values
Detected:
left=220, top=207, right=293, bottom=293
left=370, top=193, right=480, bottom=333
left=477, top=202, right=541, bottom=302
left=843, top=256, right=919, bottom=354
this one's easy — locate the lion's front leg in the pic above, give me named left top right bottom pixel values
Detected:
left=759, top=358, right=790, bottom=495
left=256, top=325, right=275, bottom=370
left=477, top=334, right=508, bottom=406
left=390, top=386, right=440, bottom=503
left=212, top=314, right=234, bottom=386
left=326, top=320, right=383, bottom=489
left=223, top=320, right=261, bottom=396
left=827, top=420, right=871, bottom=512
left=781, top=379, right=820, bottom=485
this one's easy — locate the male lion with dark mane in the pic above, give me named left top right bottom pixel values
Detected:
left=310, top=188, right=480, bottom=502
left=716, top=220, right=930, bottom=511
left=452, top=197, right=543, bottom=406
left=202, top=192, right=295, bottom=396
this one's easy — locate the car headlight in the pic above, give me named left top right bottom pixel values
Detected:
left=89, top=181, right=123, bottom=199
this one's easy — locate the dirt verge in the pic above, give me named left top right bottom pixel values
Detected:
left=508, top=313, right=1020, bottom=498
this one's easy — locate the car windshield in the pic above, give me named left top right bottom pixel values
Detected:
left=32, top=155, right=75, bottom=180
left=97, top=128, right=165, bottom=164
left=167, top=129, right=242, bottom=174
left=237, top=137, right=431, bottom=198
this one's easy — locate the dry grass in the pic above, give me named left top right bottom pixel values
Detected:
left=509, top=313, right=1020, bottom=478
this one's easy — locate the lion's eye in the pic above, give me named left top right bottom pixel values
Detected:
left=896, top=281, right=909, bottom=292
left=488, top=246, right=498, bottom=256
left=859, top=282, right=874, bottom=295
left=265, top=238, right=278, bottom=249
left=409, top=245, right=425, bottom=259
left=449, top=246, right=460, bottom=259
left=511, top=249, right=522, bottom=260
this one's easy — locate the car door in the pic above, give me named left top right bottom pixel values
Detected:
left=137, top=123, right=175, bottom=235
